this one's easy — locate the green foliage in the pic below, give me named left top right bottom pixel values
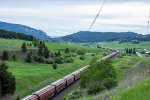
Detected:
left=25, top=52, right=32, bottom=63
left=34, top=56, right=45, bottom=63
left=21, top=42, right=27, bottom=53
left=2, top=50, right=9, bottom=60
left=44, top=47, right=49, bottom=59
left=125, top=48, right=136, bottom=54
left=80, top=55, right=85, bottom=60
left=65, top=48, right=70, bottom=53
left=80, top=61, right=117, bottom=94
left=12, top=54, right=17, bottom=61
left=38, top=44, right=43, bottom=56
left=54, top=56, right=63, bottom=64
left=52, top=63, right=57, bottom=70
left=16, top=95, right=20, bottom=100
left=77, top=50, right=85, bottom=55
left=0, top=29, right=34, bottom=41
left=64, top=57, right=74, bottom=63
left=0, top=62, right=16, bottom=95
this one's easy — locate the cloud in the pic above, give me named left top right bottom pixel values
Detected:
left=0, top=0, right=150, bottom=36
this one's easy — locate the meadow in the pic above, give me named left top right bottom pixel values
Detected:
left=0, top=38, right=109, bottom=98
left=96, top=41, right=150, bottom=49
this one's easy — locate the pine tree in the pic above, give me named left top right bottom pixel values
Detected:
left=21, top=42, right=27, bottom=53
left=2, top=50, right=9, bottom=60
left=0, top=62, right=16, bottom=95
left=133, top=48, right=136, bottom=54
left=44, top=47, right=49, bottom=59
left=25, top=52, right=32, bottom=63
left=38, top=45, right=43, bottom=56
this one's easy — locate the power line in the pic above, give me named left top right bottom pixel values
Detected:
left=148, top=8, right=150, bottom=34
left=89, top=0, right=108, bottom=30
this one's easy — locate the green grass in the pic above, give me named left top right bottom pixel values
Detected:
left=8, top=53, right=106, bottom=97
left=0, top=38, right=108, bottom=98
left=97, top=41, right=150, bottom=49
left=112, top=54, right=141, bottom=81
left=111, top=78, right=150, bottom=100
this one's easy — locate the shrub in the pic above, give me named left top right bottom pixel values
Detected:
left=34, top=56, right=45, bottom=63
left=52, top=63, right=57, bottom=69
left=54, top=57, right=63, bottom=64
left=12, top=54, right=17, bottom=61
left=64, top=57, right=74, bottom=63
left=80, top=55, right=84, bottom=60
left=80, top=61, right=117, bottom=94
left=2, top=50, right=9, bottom=60
left=45, top=58, right=53, bottom=64
left=77, top=50, right=85, bottom=55
left=65, top=48, right=70, bottom=53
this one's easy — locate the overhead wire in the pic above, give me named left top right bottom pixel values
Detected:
left=147, top=8, right=150, bottom=34
left=89, top=0, right=108, bottom=30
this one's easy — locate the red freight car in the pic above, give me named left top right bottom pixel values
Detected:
left=51, top=79, right=66, bottom=93
left=21, top=95, right=38, bottom=100
left=63, top=74, right=75, bottom=86
left=33, top=85, right=55, bottom=100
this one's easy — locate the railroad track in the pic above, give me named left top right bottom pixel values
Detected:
left=22, top=49, right=119, bottom=100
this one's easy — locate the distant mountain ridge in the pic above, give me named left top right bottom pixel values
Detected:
left=56, top=31, right=150, bottom=43
left=0, top=21, right=50, bottom=40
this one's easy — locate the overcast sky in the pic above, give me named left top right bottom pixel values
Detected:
left=0, top=0, right=150, bottom=36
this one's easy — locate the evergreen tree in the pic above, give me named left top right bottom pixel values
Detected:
left=38, top=45, right=43, bottom=56
left=133, top=48, right=136, bottom=54
left=2, top=50, right=9, bottom=60
left=44, top=47, right=49, bottom=59
left=25, top=52, right=32, bottom=63
left=12, top=54, right=17, bottom=61
left=0, top=62, right=16, bottom=95
left=65, top=48, right=70, bottom=53
left=21, top=42, right=27, bottom=53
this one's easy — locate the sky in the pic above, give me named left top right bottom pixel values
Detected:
left=0, top=0, right=150, bottom=36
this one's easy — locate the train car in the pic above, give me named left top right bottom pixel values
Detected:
left=71, top=70, right=81, bottom=80
left=63, top=74, right=75, bottom=86
left=33, top=85, right=55, bottom=100
left=51, top=79, right=66, bottom=93
left=21, top=95, right=38, bottom=100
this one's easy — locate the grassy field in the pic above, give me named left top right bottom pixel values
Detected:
left=75, top=55, right=150, bottom=100
left=96, top=41, right=150, bottom=49
left=0, top=38, right=98, bottom=52
left=0, top=38, right=110, bottom=98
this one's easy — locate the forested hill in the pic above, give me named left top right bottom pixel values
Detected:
left=0, top=21, right=50, bottom=40
left=0, top=29, right=34, bottom=41
left=57, top=31, right=150, bottom=43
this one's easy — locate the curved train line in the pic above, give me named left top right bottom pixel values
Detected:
left=22, top=49, right=119, bottom=100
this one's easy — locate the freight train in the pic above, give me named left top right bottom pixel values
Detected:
left=22, top=50, right=119, bottom=100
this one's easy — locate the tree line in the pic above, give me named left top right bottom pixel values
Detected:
left=0, top=29, right=34, bottom=41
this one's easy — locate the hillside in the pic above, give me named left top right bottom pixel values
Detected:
left=0, top=29, right=34, bottom=41
left=57, top=31, right=150, bottom=43
left=0, top=21, right=50, bottom=40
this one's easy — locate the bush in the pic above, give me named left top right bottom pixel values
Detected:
left=64, top=57, right=74, bottom=63
left=54, top=57, right=63, bottom=64
left=80, top=55, right=84, bottom=60
left=45, top=58, right=53, bottom=64
left=80, top=61, right=117, bottom=94
left=2, top=50, right=9, bottom=60
left=34, top=56, right=45, bottom=63
left=77, top=50, right=85, bottom=55
left=52, top=63, right=57, bottom=69
left=12, top=54, right=17, bottom=61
